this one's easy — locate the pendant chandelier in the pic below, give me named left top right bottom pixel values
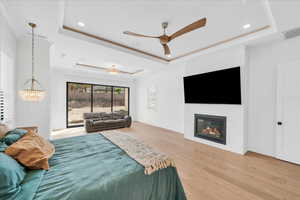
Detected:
left=19, top=23, right=45, bottom=102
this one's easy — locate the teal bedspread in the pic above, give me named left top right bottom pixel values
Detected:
left=18, top=133, right=186, bottom=200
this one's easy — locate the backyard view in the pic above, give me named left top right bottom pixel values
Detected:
left=67, top=83, right=129, bottom=127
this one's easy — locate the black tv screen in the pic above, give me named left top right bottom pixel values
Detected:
left=184, top=67, right=241, bottom=104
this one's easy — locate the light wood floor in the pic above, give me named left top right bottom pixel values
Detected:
left=52, top=122, right=300, bottom=200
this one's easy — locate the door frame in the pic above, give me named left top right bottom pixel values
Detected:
left=276, top=60, right=300, bottom=162
left=66, top=81, right=130, bottom=128
left=275, top=64, right=284, bottom=160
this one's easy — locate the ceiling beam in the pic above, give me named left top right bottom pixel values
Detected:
left=169, top=25, right=271, bottom=61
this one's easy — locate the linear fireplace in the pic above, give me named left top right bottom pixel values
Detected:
left=194, top=114, right=226, bottom=145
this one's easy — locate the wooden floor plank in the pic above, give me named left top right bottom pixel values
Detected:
left=52, top=122, right=300, bottom=200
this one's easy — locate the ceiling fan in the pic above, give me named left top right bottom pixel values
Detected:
left=123, top=18, right=207, bottom=57
left=75, top=63, right=144, bottom=75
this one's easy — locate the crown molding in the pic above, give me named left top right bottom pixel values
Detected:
left=62, top=25, right=170, bottom=63
left=169, top=25, right=271, bottom=61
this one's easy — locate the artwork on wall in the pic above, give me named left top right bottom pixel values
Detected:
left=147, top=85, right=157, bottom=111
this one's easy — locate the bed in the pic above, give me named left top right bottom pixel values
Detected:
left=16, top=133, right=186, bottom=200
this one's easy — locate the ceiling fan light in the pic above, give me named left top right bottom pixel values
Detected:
left=166, top=53, right=171, bottom=58
left=107, top=67, right=119, bottom=74
left=109, top=71, right=118, bottom=75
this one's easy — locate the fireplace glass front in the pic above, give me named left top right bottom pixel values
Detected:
left=194, top=114, right=226, bottom=145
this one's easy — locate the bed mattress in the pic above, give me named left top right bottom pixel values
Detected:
left=16, top=133, right=186, bottom=200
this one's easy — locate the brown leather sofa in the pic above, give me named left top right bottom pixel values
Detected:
left=83, top=111, right=132, bottom=133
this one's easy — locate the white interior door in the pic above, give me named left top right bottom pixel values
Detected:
left=276, top=61, right=300, bottom=165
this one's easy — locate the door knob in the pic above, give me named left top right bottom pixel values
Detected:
left=277, top=122, right=283, bottom=125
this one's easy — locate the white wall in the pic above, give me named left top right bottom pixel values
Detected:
left=136, top=47, right=247, bottom=154
left=16, top=37, right=51, bottom=138
left=247, top=36, right=300, bottom=157
left=184, top=46, right=247, bottom=154
left=0, top=9, right=16, bottom=128
left=50, top=68, right=136, bottom=130
left=135, top=34, right=300, bottom=157
left=136, top=63, right=185, bottom=133
left=135, top=46, right=248, bottom=151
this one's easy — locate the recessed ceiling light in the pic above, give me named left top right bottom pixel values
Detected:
left=77, top=21, right=85, bottom=27
left=243, top=24, right=251, bottom=29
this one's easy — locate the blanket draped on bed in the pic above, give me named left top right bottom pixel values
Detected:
left=102, top=131, right=176, bottom=175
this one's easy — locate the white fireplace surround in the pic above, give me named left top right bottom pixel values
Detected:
left=184, top=46, right=247, bottom=154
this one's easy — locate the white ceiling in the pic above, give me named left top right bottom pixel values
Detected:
left=51, top=32, right=167, bottom=77
left=2, top=0, right=300, bottom=77
left=3, top=0, right=61, bottom=40
left=63, top=0, right=270, bottom=58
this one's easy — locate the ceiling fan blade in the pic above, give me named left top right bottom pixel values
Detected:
left=117, top=69, right=131, bottom=74
left=170, top=18, right=206, bottom=41
left=123, top=31, right=160, bottom=39
left=113, top=68, right=144, bottom=75
left=77, top=63, right=142, bottom=75
left=130, top=69, right=144, bottom=75
left=76, top=63, right=108, bottom=71
left=118, top=69, right=144, bottom=75
left=163, top=44, right=171, bottom=56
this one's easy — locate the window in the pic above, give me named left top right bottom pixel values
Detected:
left=113, top=87, right=129, bottom=113
left=67, top=82, right=129, bottom=128
left=93, top=85, right=112, bottom=113
left=67, top=83, right=92, bottom=127
left=0, top=90, right=4, bottom=122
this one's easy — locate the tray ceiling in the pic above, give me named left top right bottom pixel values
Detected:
left=63, top=0, right=271, bottom=60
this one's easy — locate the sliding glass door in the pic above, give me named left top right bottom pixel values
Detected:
left=93, top=85, right=112, bottom=113
left=67, top=83, right=92, bottom=127
left=113, top=87, right=129, bottom=115
left=67, top=82, right=129, bottom=128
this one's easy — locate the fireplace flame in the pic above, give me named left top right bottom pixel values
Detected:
left=202, top=126, right=221, bottom=137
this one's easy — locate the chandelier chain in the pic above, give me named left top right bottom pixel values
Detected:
left=31, top=23, right=35, bottom=88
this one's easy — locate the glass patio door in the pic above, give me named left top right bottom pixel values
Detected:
left=113, top=87, right=129, bottom=115
left=67, top=83, right=92, bottom=127
left=67, top=82, right=130, bottom=128
left=92, top=85, right=112, bottom=113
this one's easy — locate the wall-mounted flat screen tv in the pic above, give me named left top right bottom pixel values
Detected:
left=184, top=67, right=241, bottom=104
